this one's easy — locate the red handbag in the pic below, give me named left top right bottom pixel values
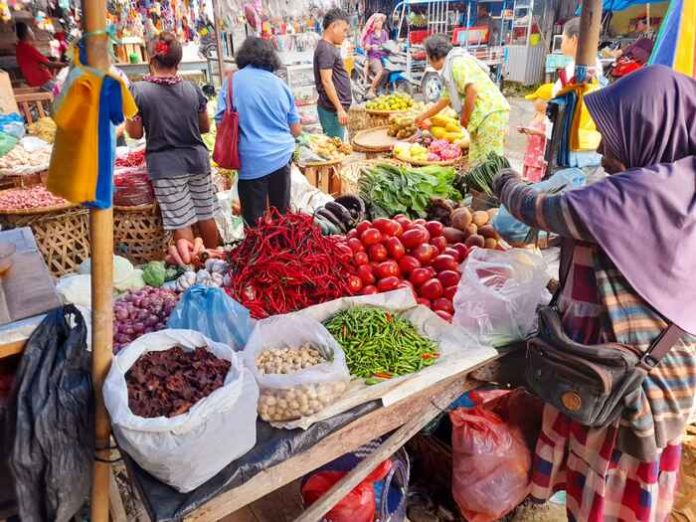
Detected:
left=213, top=73, right=241, bottom=170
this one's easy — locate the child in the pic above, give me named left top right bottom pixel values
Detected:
left=518, top=83, right=552, bottom=183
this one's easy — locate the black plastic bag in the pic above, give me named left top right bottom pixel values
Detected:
left=6, top=305, right=94, bottom=522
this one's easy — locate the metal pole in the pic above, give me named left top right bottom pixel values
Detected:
left=212, top=0, right=226, bottom=84
left=575, top=0, right=603, bottom=82
left=81, top=0, right=113, bottom=518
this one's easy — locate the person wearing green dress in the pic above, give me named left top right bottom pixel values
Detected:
left=415, top=34, right=510, bottom=165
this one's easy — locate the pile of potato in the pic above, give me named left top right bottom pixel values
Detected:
left=447, top=207, right=501, bottom=250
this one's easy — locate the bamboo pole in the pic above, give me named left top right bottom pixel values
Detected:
left=575, top=0, right=603, bottom=81
left=211, top=0, right=226, bottom=84
left=81, top=0, right=114, bottom=518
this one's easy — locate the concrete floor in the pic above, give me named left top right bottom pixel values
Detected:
left=503, top=96, right=536, bottom=173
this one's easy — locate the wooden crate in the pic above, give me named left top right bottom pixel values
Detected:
left=15, top=91, right=53, bottom=125
left=297, top=160, right=344, bottom=197
left=113, top=204, right=172, bottom=265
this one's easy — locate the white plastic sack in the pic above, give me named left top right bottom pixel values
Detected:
left=78, top=255, right=134, bottom=289
left=104, top=329, right=259, bottom=492
left=290, top=163, right=333, bottom=213
left=56, top=274, right=92, bottom=307
left=243, top=315, right=350, bottom=423
left=453, top=248, right=550, bottom=347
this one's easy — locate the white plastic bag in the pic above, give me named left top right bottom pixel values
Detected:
left=103, top=329, right=259, bottom=492
left=453, top=248, right=550, bottom=347
left=243, top=315, right=350, bottom=423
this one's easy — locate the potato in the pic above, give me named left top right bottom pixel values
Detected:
left=484, top=238, right=498, bottom=249
left=443, top=227, right=467, bottom=244
left=479, top=225, right=499, bottom=240
left=450, top=207, right=473, bottom=232
left=465, top=234, right=485, bottom=248
left=472, top=211, right=490, bottom=227
left=465, top=224, right=478, bottom=238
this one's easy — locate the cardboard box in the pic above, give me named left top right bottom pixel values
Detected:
left=0, top=70, right=18, bottom=114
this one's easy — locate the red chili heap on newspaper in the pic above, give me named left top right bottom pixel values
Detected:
left=225, top=210, right=358, bottom=319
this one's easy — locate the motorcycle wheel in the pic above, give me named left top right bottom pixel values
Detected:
left=392, top=78, right=412, bottom=96
left=421, top=72, right=442, bottom=104
left=351, top=70, right=367, bottom=104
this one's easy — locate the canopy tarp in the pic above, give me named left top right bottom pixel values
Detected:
left=577, top=0, right=667, bottom=12
left=648, top=0, right=696, bottom=77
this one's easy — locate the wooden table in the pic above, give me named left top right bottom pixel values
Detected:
left=179, top=350, right=519, bottom=522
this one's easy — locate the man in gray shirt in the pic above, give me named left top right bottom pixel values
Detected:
left=314, top=8, right=352, bottom=139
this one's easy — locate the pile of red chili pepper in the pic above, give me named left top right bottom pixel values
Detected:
left=115, top=148, right=146, bottom=168
left=225, top=210, right=358, bottom=319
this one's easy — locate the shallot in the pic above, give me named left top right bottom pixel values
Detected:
left=113, top=287, right=179, bottom=353
left=0, top=186, right=68, bottom=212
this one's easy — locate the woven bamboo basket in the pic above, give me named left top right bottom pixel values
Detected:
left=113, top=204, right=172, bottom=264
left=338, top=157, right=404, bottom=196
left=0, top=170, right=48, bottom=191
left=347, top=105, right=371, bottom=136
left=0, top=204, right=89, bottom=276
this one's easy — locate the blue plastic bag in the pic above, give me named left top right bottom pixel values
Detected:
left=167, top=286, right=253, bottom=349
left=492, top=168, right=587, bottom=245
left=0, top=113, right=26, bottom=139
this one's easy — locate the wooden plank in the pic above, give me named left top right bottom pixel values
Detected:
left=183, top=370, right=480, bottom=522
left=0, top=340, right=24, bottom=359
left=109, top=469, right=129, bottom=522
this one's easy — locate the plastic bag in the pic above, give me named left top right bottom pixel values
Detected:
left=453, top=248, right=550, bottom=346
left=243, top=315, right=350, bottom=423
left=301, top=460, right=392, bottom=522
left=167, top=286, right=253, bottom=349
left=103, top=329, right=259, bottom=492
left=492, top=168, right=587, bottom=245
left=6, top=306, right=93, bottom=522
left=450, top=406, right=531, bottom=522
left=56, top=274, right=92, bottom=307
left=0, top=131, right=18, bottom=158
left=0, top=113, right=25, bottom=140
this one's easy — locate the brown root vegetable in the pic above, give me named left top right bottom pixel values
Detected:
left=442, top=227, right=467, bottom=244
left=472, top=211, right=490, bottom=227
left=465, top=234, right=485, bottom=248
left=450, top=207, right=473, bottom=232
left=465, top=224, right=478, bottom=238
left=479, top=225, right=499, bottom=240
left=484, top=238, right=498, bottom=249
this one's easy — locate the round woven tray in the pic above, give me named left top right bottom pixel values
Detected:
left=365, top=108, right=409, bottom=116
left=338, top=158, right=405, bottom=196
left=351, top=126, right=399, bottom=153
left=0, top=200, right=77, bottom=216
left=298, top=156, right=347, bottom=168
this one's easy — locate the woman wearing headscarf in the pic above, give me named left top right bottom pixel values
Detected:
left=360, top=13, right=389, bottom=100
left=415, top=34, right=510, bottom=165
left=492, top=65, right=696, bottom=521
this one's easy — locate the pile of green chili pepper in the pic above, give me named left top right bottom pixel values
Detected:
left=324, top=307, right=439, bottom=383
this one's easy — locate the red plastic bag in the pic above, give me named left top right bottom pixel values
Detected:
left=450, top=406, right=531, bottom=522
left=301, top=460, right=392, bottom=522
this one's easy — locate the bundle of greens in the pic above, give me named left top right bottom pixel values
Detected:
left=454, top=152, right=511, bottom=197
left=358, top=163, right=461, bottom=219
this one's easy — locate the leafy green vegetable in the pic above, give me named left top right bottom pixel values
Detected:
left=454, top=152, right=511, bottom=197
left=142, top=261, right=166, bottom=287
left=358, top=163, right=461, bottom=219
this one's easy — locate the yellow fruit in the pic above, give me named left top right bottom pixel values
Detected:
left=430, top=126, right=448, bottom=139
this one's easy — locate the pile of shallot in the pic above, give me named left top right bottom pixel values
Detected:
left=113, top=287, right=179, bottom=353
left=0, top=186, right=68, bottom=212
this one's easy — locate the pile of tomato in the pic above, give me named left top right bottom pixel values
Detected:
left=344, top=215, right=470, bottom=322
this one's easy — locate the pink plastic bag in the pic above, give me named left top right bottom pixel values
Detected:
left=450, top=406, right=531, bottom=522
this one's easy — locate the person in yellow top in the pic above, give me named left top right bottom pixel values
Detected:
left=416, top=34, right=510, bottom=165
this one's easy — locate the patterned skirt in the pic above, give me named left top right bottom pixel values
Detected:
left=531, top=406, right=682, bottom=522
left=468, top=110, right=509, bottom=166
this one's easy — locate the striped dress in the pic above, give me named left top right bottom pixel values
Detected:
left=495, top=171, right=696, bottom=522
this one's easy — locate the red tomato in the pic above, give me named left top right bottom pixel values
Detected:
left=347, top=237, right=365, bottom=253
left=444, top=285, right=458, bottom=300
left=419, top=278, right=444, bottom=300
left=347, top=229, right=358, bottom=240
left=416, top=297, right=432, bottom=308
left=368, top=243, right=388, bottom=262
left=393, top=214, right=411, bottom=230
left=443, top=247, right=461, bottom=262
left=354, top=251, right=369, bottom=266
left=410, top=268, right=433, bottom=288
left=392, top=221, right=404, bottom=237
left=384, top=236, right=406, bottom=260
left=375, top=260, right=401, bottom=279
left=373, top=218, right=401, bottom=237
left=398, top=255, right=421, bottom=275
left=453, top=243, right=470, bottom=262
left=356, top=220, right=372, bottom=235
left=425, top=267, right=437, bottom=279
left=377, top=276, right=401, bottom=292
left=412, top=243, right=438, bottom=266
left=437, top=270, right=461, bottom=288
left=435, top=310, right=453, bottom=322
left=412, top=218, right=427, bottom=227
left=430, top=236, right=448, bottom=254
left=432, top=255, right=459, bottom=273
left=425, top=221, right=445, bottom=237
left=432, top=297, right=454, bottom=314
left=361, top=228, right=383, bottom=246
left=358, top=264, right=376, bottom=285
left=401, top=225, right=430, bottom=249
left=362, top=285, right=378, bottom=295
left=335, top=243, right=353, bottom=259
left=348, top=275, right=363, bottom=294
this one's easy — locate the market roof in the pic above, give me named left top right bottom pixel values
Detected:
left=577, top=0, right=667, bottom=12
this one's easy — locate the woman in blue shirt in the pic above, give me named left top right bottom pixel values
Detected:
left=216, top=37, right=302, bottom=226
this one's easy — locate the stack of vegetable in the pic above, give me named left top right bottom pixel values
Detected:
left=126, top=346, right=230, bottom=418
left=113, top=287, right=179, bottom=353
left=26, top=117, right=56, bottom=143
left=115, top=149, right=146, bottom=168
left=358, top=163, right=460, bottom=219
left=324, top=307, right=438, bottom=382
left=313, top=195, right=366, bottom=235
left=295, top=134, right=352, bottom=164
left=387, top=114, right=418, bottom=140
left=455, top=152, right=510, bottom=197
left=365, top=92, right=415, bottom=112
left=393, top=140, right=462, bottom=163
left=448, top=206, right=501, bottom=250
left=224, top=210, right=359, bottom=319
left=345, top=216, right=475, bottom=321
left=0, top=185, right=68, bottom=212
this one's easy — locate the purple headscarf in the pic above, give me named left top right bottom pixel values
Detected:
left=565, top=65, right=696, bottom=334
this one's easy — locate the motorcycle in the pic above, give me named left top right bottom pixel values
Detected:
left=351, top=41, right=411, bottom=103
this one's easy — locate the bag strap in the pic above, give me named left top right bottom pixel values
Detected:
left=549, top=238, right=574, bottom=308
left=639, top=323, right=686, bottom=371
left=226, top=72, right=235, bottom=114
